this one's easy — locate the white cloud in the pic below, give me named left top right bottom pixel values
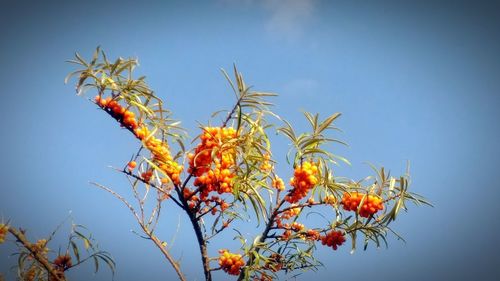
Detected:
left=218, top=0, right=317, bottom=41
left=263, top=0, right=316, bottom=41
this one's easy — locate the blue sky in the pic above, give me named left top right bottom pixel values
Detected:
left=1, top=0, right=499, bottom=280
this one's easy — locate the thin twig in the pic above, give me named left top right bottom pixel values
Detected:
left=115, top=168, right=185, bottom=209
left=92, top=182, right=187, bottom=281
left=147, top=232, right=187, bottom=281
left=222, top=93, right=245, bottom=128
left=91, top=182, right=141, bottom=223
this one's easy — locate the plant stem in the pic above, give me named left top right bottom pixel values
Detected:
left=222, top=94, right=244, bottom=128
left=148, top=232, right=187, bottom=281
left=174, top=185, right=212, bottom=281
left=237, top=199, right=285, bottom=281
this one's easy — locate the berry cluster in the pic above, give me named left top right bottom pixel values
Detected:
left=278, top=223, right=320, bottom=242
left=0, top=224, right=8, bottom=244
left=290, top=222, right=304, bottom=232
left=281, top=230, right=292, bottom=240
left=285, top=161, right=319, bottom=203
left=272, top=176, right=285, bottom=191
left=134, top=125, right=183, bottom=185
left=274, top=204, right=306, bottom=241
left=188, top=127, right=238, bottom=198
left=341, top=192, right=384, bottom=218
left=183, top=188, right=230, bottom=215
left=53, top=254, right=72, bottom=271
left=96, top=95, right=182, bottom=185
left=30, top=239, right=49, bottom=259
left=218, top=249, right=245, bottom=275
left=260, top=153, right=273, bottom=172
left=95, top=96, right=139, bottom=130
left=141, top=170, right=154, bottom=182
left=323, top=194, right=337, bottom=206
left=280, top=204, right=301, bottom=220
left=320, top=230, right=346, bottom=250
left=305, top=229, right=321, bottom=241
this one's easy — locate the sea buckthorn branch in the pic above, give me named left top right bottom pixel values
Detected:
left=72, top=48, right=186, bottom=185
left=196, top=201, right=234, bottom=221
left=67, top=48, right=430, bottom=281
left=237, top=199, right=285, bottom=280
left=7, top=227, right=66, bottom=281
left=121, top=172, right=190, bottom=279
left=181, top=173, right=194, bottom=193
left=2, top=221, right=115, bottom=281
left=64, top=224, right=116, bottom=277
left=68, top=49, right=294, bottom=280
left=274, top=201, right=323, bottom=216
left=221, top=80, right=244, bottom=129
left=179, top=75, right=276, bottom=280
left=92, top=182, right=142, bottom=225
left=125, top=170, right=163, bottom=233
left=172, top=184, right=213, bottom=281
left=219, top=66, right=276, bottom=129
left=115, top=167, right=160, bottom=227
left=236, top=113, right=384, bottom=280
left=181, top=124, right=265, bottom=279
left=183, top=185, right=201, bottom=202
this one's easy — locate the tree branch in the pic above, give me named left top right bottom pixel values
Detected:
left=237, top=199, right=285, bottom=281
left=8, top=227, right=66, bottom=281
left=92, top=182, right=186, bottom=281
left=174, top=184, right=212, bottom=281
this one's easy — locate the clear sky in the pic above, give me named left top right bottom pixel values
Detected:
left=1, top=0, right=499, bottom=280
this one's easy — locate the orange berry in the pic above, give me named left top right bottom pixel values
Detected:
left=123, top=110, right=135, bottom=118
left=108, top=100, right=117, bottom=108
left=99, top=98, right=108, bottom=107
left=127, top=161, right=137, bottom=170
left=112, top=104, right=123, bottom=114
